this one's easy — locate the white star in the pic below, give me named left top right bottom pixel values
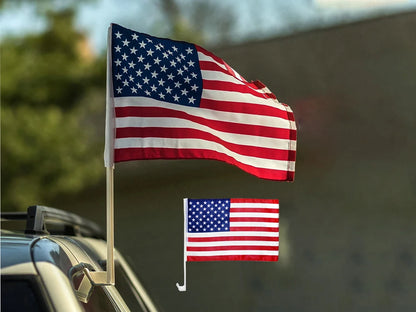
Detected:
left=143, top=77, right=150, bottom=84
left=122, top=79, right=129, bottom=86
left=129, top=61, right=135, bottom=68
left=137, top=55, right=144, bottom=62
left=159, top=92, right=165, bottom=99
left=173, top=94, right=180, bottom=102
left=177, top=68, right=184, bottom=75
left=145, top=90, right=151, bottom=96
left=158, top=79, right=165, bottom=86
left=128, top=75, right=134, bottom=82
left=184, top=76, right=191, bottom=83
left=188, top=96, right=195, bottom=104
left=144, top=63, right=151, bottom=70
left=114, top=59, right=122, bottom=66
left=150, top=85, right=157, bottom=92
left=174, top=81, right=181, bottom=88
left=122, top=38, right=130, bottom=46
left=132, top=33, right=139, bottom=40
left=121, top=53, right=128, bottom=61
left=122, top=67, right=128, bottom=73
left=188, top=60, right=195, bottom=67
left=181, top=89, right=188, bottom=96
left=165, top=86, right=172, bottom=94
left=170, top=60, right=176, bottom=67
left=162, top=52, right=169, bottom=58
left=139, top=41, right=146, bottom=48
left=147, top=49, right=154, bottom=56
left=136, top=69, right=142, bottom=76
left=131, top=87, right=137, bottom=93
left=191, top=84, right=198, bottom=91
left=115, top=73, right=122, bottom=80
left=136, top=82, right=142, bottom=89
left=186, top=47, right=193, bottom=54
left=172, top=46, right=178, bottom=52
left=160, top=65, right=167, bottom=72
left=130, top=47, right=137, bottom=54
left=114, top=45, right=121, bottom=52
left=116, top=87, right=122, bottom=93
left=151, top=71, right=158, bottom=78
left=115, top=31, right=122, bottom=39
left=167, top=73, right=174, bottom=80
left=154, top=57, right=161, bottom=65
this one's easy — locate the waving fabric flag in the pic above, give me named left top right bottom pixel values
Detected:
left=105, top=23, right=297, bottom=181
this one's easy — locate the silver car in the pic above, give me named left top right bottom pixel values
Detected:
left=1, top=205, right=159, bottom=312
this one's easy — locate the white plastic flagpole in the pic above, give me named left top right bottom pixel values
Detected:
left=176, top=198, right=188, bottom=291
left=106, top=166, right=115, bottom=285
left=105, top=24, right=115, bottom=285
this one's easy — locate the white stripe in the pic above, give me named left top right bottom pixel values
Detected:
left=231, top=203, right=279, bottom=209
left=187, top=250, right=279, bottom=256
left=187, top=241, right=279, bottom=247
left=230, top=212, right=279, bottom=218
left=115, top=138, right=294, bottom=171
left=187, top=231, right=279, bottom=238
left=230, top=222, right=279, bottom=228
left=116, top=117, right=296, bottom=151
left=114, top=97, right=294, bottom=129
left=201, top=70, right=245, bottom=85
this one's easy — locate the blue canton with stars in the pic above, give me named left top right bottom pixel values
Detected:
left=111, top=24, right=203, bottom=107
left=187, top=199, right=231, bottom=233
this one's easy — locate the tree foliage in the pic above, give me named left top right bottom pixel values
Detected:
left=1, top=8, right=105, bottom=210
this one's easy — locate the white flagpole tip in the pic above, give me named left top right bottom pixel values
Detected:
left=176, top=283, right=186, bottom=292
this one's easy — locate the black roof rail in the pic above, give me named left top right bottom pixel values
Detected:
left=26, top=205, right=105, bottom=239
left=1, top=205, right=104, bottom=239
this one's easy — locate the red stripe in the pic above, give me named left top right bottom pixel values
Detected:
left=229, top=217, right=279, bottom=223
left=187, top=245, right=278, bottom=251
left=200, top=98, right=295, bottom=121
left=230, top=227, right=279, bottom=232
left=230, top=208, right=279, bottom=213
left=115, top=106, right=295, bottom=140
left=230, top=198, right=279, bottom=204
left=114, top=148, right=295, bottom=181
left=188, top=236, right=279, bottom=242
left=116, top=127, right=296, bottom=161
left=187, top=255, right=278, bottom=262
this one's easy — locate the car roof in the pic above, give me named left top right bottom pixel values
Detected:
left=1, top=232, right=37, bottom=269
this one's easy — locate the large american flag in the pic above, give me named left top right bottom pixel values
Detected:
left=106, top=24, right=296, bottom=181
left=184, top=198, right=279, bottom=262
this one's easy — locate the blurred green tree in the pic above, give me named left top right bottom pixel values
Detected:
left=1, top=8, right=105, bottom=210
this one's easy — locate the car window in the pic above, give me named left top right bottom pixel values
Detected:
left=115, top=263, right=148, bottom=311
left=1, top=276, right=49, bottom=312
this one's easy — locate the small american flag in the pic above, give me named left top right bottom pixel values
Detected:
left=105, top=23, right=296, bottom=181
left=185, top=198, right=279, bottom=262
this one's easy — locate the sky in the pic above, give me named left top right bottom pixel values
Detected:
left=1, top=0, right=415, bottom=53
